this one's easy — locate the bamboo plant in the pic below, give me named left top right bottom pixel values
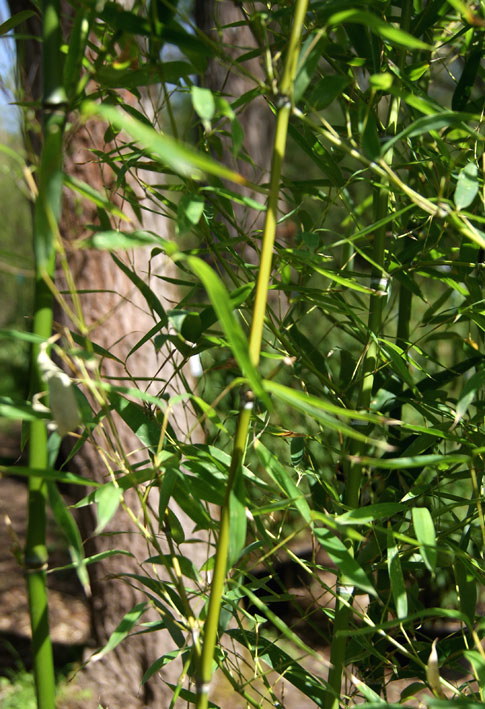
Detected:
left=25, top=1, right=66, bottom=707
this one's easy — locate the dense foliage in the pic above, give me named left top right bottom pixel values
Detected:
left=2, top=0, right=485, bottom=707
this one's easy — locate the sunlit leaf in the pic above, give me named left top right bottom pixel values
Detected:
left=412, top=507, right=437, bottom=572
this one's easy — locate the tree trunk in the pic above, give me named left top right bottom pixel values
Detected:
left=12, top=3, right=203, bottom=707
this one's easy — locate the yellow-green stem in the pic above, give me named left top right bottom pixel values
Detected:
left=196, top=2, right=309, bottom=706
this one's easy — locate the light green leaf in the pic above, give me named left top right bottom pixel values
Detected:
left=63, top=174, right=130, bottom=221
left=81, top=229, right=174, bottom=251
left=314, top=527, right=376, bottom=596
left=336, top=503, right=404, bottom=526
left=387, top=525, right=407, bottom=619
left=412, top=507, right=437, bottom=572
left=381, top=111, right=479, bottom=158
left=0, top=396, right=46, bottom=422
left=254, top=440, right=312, bottom=523
left=180, top=255, right=268, bottom=406
left=353, top=453, right=470, bottom=469
left=95, top=483, right=123, bottom=534
left=47, top=482, right=90, bottom=596
left=327, top=10, right=431, bottom=50
left=263, top=380, right=389, bottom=449
left=83, top=102, right=257, bottom=189
left=191, top=86, right=216, bottom=122
left=1, top=464, right=98, bottom=486
left=176, top=194, right=205, bottom=234
left=454, top=368, right=485, bottom=427
left=90, top=602, right=146, bottom=663
left=455, top=162, right=478, bottom=210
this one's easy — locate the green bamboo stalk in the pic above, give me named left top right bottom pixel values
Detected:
left=25, top=1, right=67, bottom=707
left=196, top=3, right=309, bottom=706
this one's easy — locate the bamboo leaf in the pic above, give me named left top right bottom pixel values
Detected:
left=82, top=102, right=257, bottom=189
left=82, top=229, right=174, bottom=251
left=412, top=507, right=437, bottom=572
left=454, top=162, right=479, bottom=210
left=327, top=10, right=431, bottom=50
left=111, top=253, right=167, bottom=325
left=453, top=368, right=485, bottom=427
left=314, top=526, right=376, bottom=596
left=0, top=10, right=36, bottom=34
left=63, top=174, right=130, bottom=220
left=95, top=482, right=123, bottom=534
left=254, top=440, right=312, bottom=523
left=387, top=525, right=408, bottom=619
left=310, top=75, right=351, bottom=110
left=381, top=111, right=480, bottom=158
left=90, top=602, right=147, bottom=663
left=191, top=86, right=216, bottom=122
left=336, top=503, right=404, bottom=526
left=47, top=482, right=90, bottom=596
left=181, top=256, right=268, bottom=406
left=263, top=380, right=389, bottom=448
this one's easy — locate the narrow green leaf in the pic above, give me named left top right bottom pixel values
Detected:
left=362, top=111, right=381, bottom=160
left=314, top=526, right=376, bottom=596
left=95, top=61, right=193, bottom=89
left=95, top=482, right=123, bottom=534
left=387, top=525, right=408, bottom=619
left=0, top=397, right=47, bottom=422
left=229, top=473, right=247, bottom=566
left=1, top=464, right=98, bottom=486
left=454, top=368, right=485, bottom=427
left=353, top=453, right=470, bottom=469
left=191, top=86, right=216, bottom=122
left=145, top=554, right=200, bottom=582
left=90, top=602, right=147, bottom=663
left=327, top=10, right=431, bottom=50
left=254, top=440, right=311, bottom=523
left=0, top=329, right=47, bottom=344
left=454, top=162, right=478, bottom=210
left=263, top=380, right=390, bottom=448
left=455, top=557, right=477, bottom=626
left=82, top=229, right=174, bottom=251
left=111, top=253, right=167, bottom=325
left=227, top=628, right=331, bottom=701
left=0, top=10, right=35, bottom=35
left=176, top=194, right=205, bottom=234
left=294, top=34, right=324, bottom=103
left=381, top=111, right=479, bottom=158
left=47, top=482, right=90, bottom=596
left=336, top=503, right=404, bottom=525
left=181, top=255, right=268, bottom=406
left=412, top=507, right=437, bottom=572
left=63, top=174, right=130, bottom=220
left=83, top=102, right=257, bottom=189
left=452, top=30, right=483, bottom=111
